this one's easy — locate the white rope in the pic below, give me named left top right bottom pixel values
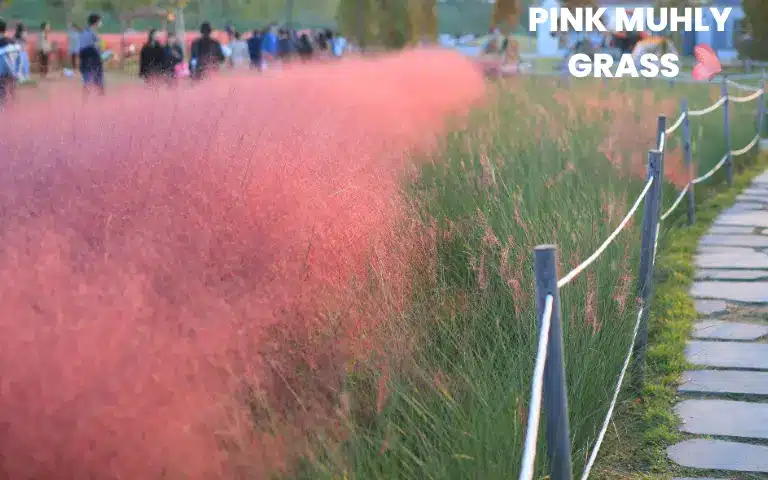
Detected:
left=692, top=154, right=728, bottom=184
left=661, top=184, right=690, bottom=221
left=558, top=177, right=654, bottom=288
left=729, top=90, right=764, bottom=103
left=518, top=294, right=554, bottom=480
left=665, top=112, right=686, bottom=136
left=657, top=132, right=666, bottom=152
left=653, top=222, right=660, bottom=263
left=579, top=304, right=645, bottom=480
left=731, top=135, right=761, bottom=157
left=688, top=96, right=727, bottom=117
left=727, top=78, right=762, bottom=93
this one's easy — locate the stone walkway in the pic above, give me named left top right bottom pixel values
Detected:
left=667, top=170, right=768, bottom=479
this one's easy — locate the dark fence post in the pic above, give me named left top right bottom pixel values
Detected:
left=682, top=98, right=694, bottom=225
left=632, top=150, right=663, bottom=388
left=758, top=76, right=766, bottom=140
left=657, top=116, right=666, bottom=222
left=746, top=59, right=752, bottom=75
left=534, top=246, right=574, bottom=480
left=722, top=77, right=733, bottom=186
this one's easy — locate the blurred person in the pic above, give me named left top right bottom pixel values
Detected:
left=189, top=22, right=224, bottom=80
left=0, top=17, right=21, bottom=107
left=260, top=23, right=278, bottom=69
left=13, top=23, right=29, bottom=81
left=331, top=31, right=346, bottom=58
left=164, top=32, right=184, bottom=79
left=37, top=22, right=52, bottom=79
left=297, top=33, right=313, bottom=62
left=139, top=29, right=167, bottom=83
left=247, top=28, right=262, bottom=70
left=316, top=30, right=328, bottom=52
left=67, top=23, right=81, bottom=71
left=79, top=13, right=105, bottom=94
left=229, top=31, right=249, bottom=68
left=277, top=28, right=294, bottom=60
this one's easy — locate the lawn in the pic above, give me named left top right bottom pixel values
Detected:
left=294, top=75, right=764, bottom=479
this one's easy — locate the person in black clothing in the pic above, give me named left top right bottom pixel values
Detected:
left=316, top=30, right=328, bottom=52
left=189, top=22, right=224, bottom=80
left=277, top=28, right=294, bottom=60
left=138, top=29, right=166, bottom=83
left=164, top=32, right=184, bottom=79
left=297, top=33, right=313, bottom=62
left=247, top=29, right=262, bottom=70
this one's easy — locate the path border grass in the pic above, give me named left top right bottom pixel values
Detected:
left=593, top=151, right=768, bottom=480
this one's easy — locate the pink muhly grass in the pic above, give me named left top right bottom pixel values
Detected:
left=0, top=49, right=485, bottom=478
left=585, top=271, right=600, bottom=334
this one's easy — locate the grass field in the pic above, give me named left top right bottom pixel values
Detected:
left=292, top=76, right=764, bottom=479
left=1, top=52, right=764, bottom=478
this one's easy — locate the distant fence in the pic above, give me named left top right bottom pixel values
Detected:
left=517, top=72, right=766, bottom=480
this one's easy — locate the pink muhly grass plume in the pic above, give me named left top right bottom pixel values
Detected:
left=0, top=49, right=485, bottom=478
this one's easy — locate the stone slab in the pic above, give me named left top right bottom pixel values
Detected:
left=695, top=249, right=768, bottom=269
left=693, top=320, right=768, bottom=340
left=691, top=281, right=768, bottom=303
left=679, top=370, right=768, bottom=395
left=700, top=234, right=768, bottom=248
left=668, top=439, right=768, bottom=472
left=715, top=210, right=768, bottom=228
left=707, top=225, right=756, bottom=234
left=695, top=269, right=768, bottom=280
left=742, top=188, right=768, bottom=197
left=738, top=196, right=768, bottom=206
left=675, top=399, right=768, bottom=438
left=696, top=246, right=747, bottom=255
left=721, top=204, right=765, bottom=215
left=686, top=340, right=768, bottom=369
left=694, top=299, right=728, bottom=315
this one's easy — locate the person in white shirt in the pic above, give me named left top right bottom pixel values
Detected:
left=229, top=31, right=249, bottom=68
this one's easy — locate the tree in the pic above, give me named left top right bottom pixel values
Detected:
left=559, top=0, right=597, bottom=6
left=738, top=0, right=768, bottom=61
left=492, top=0, right=521, bottom=32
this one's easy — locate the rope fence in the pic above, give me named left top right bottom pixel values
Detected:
left=518, top=71, right=766, bottom=480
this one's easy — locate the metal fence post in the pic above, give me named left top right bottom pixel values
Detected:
left=758, top=76, right=766, bottom=140
left=534, top=246, right=574, bottom=480
left=632, top=150, right=663, bottom=388
left=682, top=98, right=694, bottom=225
left=722, top=77, right=733, bottom=186
left=656, top=116, right=666, bottom=220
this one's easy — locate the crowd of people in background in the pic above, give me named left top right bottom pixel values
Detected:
left=0, top=13, right=349, bottom=106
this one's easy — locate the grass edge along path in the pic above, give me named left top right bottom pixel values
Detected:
left=593, top=151, right=768, bottom=480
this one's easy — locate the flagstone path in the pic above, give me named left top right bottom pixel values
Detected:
left=667, top=170, right=768, bottom=479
